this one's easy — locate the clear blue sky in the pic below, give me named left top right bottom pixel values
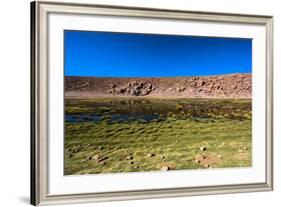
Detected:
left=64, top=30, right=252, bottom=77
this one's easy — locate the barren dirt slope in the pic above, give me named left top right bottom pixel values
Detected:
left=65, top=73, right=251, bottom=98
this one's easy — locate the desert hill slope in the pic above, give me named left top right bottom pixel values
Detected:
left=65, top=73, right=251, bottom=98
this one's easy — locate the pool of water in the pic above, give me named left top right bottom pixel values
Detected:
left=65, top=98, right=252, bottom=123
left=65, top=113, right=160, bottom=123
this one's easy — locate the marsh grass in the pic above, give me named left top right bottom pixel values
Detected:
left=64, top=98, right=252, bottom=175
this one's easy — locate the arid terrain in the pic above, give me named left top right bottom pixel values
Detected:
left=65, top=73, right=252, bottom=99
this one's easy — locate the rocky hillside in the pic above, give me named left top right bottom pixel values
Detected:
left=65, top=73, right=252, bottom=98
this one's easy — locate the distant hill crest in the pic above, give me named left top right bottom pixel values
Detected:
left=65, top=73, right=252, bottom=99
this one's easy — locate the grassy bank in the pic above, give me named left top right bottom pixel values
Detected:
left=64, top=98, right=252, bottom=175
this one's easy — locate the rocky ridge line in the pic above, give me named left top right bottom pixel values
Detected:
left=65, top=73, right=252, bottom=98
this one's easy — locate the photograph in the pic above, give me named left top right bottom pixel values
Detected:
left=30, top=2, right=274, bottom=205
left=64, top=30, right=252, bottom=175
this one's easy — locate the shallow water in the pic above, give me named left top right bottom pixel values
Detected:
left=65, top=98, right=252, bottom=123
left=65, top=113, right=160, bottom=123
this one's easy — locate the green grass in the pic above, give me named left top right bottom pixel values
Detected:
left=64, top=98, right=252, bottom=175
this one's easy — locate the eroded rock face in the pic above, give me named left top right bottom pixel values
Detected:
left=108, top=81, right=155, bottom=96
left=65, top=73, right=252, bottom=98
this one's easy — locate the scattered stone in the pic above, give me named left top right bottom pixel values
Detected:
left=134, top=166, right=139, bottom=169
left=195, top=154, right=218, bottom=167
left=217, top=154, right=222, bottom=159
left=69, top=154, right=73, bottom=158
left=92, top=154, right=100, bottom=160
left=238, top=149, right=244, bottom=153
left=73, top=149, right=80, bottom=153
left=200, top=146, right=207, bottom=151
left=161, top=166, right=170, bottom=171
left=160, top=155, right=165, bottom=159
left=99, top=146, right=104, bottom=150
left=204, top=164, right=210, bottom=168
left=243, top=146, right=249, bottom=150
left=126, top=156, right=133, bottom=160
left=97, top=157, right=108, bottom=163
left=130, top=161, right=134, bottom=164
left=147, top=153, right=155, bottom=157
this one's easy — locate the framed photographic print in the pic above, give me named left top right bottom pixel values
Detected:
left=30, top=1, right=273, bottom=205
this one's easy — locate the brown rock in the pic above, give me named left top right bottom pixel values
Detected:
left=126, top=156, right=133, bottom=160
left=147, top=153, right=155, bottom=157
left=200, top=146, right=207, bottom=151
left=160, top=166, right=170, bottom=171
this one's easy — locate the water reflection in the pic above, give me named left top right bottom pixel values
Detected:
left=65, top=98, right=252, bottom=123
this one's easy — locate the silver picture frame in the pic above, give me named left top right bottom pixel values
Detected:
left=31, top=1, right=273, bottom=205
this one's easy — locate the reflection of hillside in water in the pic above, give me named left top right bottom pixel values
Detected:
left=65, top=98, right=252, bottom=123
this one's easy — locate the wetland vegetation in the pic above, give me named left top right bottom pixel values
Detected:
left=64, top=98, right=252, bottom=175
